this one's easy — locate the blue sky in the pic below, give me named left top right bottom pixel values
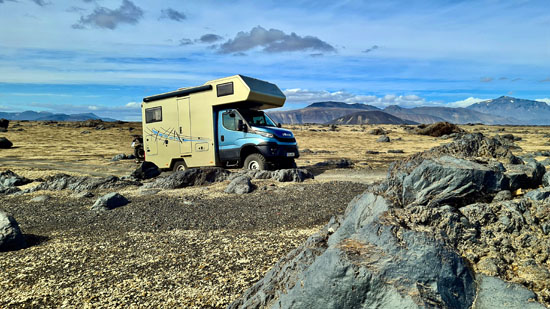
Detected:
left=0, top=0, right=549, bottom=120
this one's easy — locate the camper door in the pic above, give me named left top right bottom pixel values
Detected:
left=177, top=98, right=192, bottom=154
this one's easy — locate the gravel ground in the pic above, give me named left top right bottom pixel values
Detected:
left=0, top=178, right=368, bottom=308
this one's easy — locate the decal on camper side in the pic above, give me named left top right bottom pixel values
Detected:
left=144, top=127, right=210, bottom=143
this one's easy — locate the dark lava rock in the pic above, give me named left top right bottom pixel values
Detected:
left=368, top=127, right=387, bottom=135
left=0, top=118, right=8, bottom=130
left=111, top=153, right=135, bottom=161
left=0, top=170, right=32, bottom=187
left=129, top=161, right=160, bottom=180
left=399, top=156, right=507, bottom=207
left=230, top=193, right=476, bottom=308
left=145, top=167, right=230, bottom=189
left=272, top=169, right=314, bottom=182
left=232, top=132, right=550, bottom=307
left=0, top=137, right=13, bottom=149
left=474, top=275, right=544, bottom=309
left=225, top=175, right=254, bottom=194
left=231, top=168, right=314, bottom=183
left=0, top=186, right=20, bottom=195
left=543, top=172, right=550, bottom=187
left=0, top=210, right=26, bottom=251
left=525, top=188, right=550, bottom=201
left=492, top=190, right=512, bottom=202
left=314, top=159, right=354, bottom=168
left=415, top=121, right=464, bottom=137
left=387, top=149, right=404, bottom=154
left=300, top=148, right=314, bottom=154
left=27, top=174, right=140, bottom=193
left=81, top=130, right=91, bottom=134
left=365, top=150, right=379, bottom=155
left=505, top=161, right=545, bottom=191
left=376, top=135, right=390, bottom=142
left=91, top=192, right=128, bottom=211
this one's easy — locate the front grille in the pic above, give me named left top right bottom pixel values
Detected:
left=274, top=136, right=296, bottom=143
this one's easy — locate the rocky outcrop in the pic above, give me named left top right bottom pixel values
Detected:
left=0, top=210, right=26, bottom=251
left=231, top=133, right=549, bottom=307
left=0, top=170, right=31, bottom=187
left=26, top=174, right=140, bottom=193
left=414, top=121, right=464, bottom=137
left=232, top=169, right=315, bottom=183
left=145, top=167, right=230, bottom=189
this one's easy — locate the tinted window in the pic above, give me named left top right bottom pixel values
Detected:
left=217, top=82, right=234, bottom=97
left=145, top=107, right=162, bottom=123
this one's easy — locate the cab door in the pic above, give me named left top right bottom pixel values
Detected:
left=177, top=98, right=192, bottom=154
left=218, top=110, right=245, bottom=161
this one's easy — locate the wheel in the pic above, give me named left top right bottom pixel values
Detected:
left=134, top=146, right=145, bottom=160
left=173, top=161, right=187, bottom=172
left=243, top=153, right=267, bottom=170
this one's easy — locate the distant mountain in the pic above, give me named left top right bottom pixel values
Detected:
left=268, top=101, right=380, bottom=124
left=467, top=96, right=550, bottom=125
left=383, top=106, right=446, bottom=124
left=383, top=105, right=520, bottom=125
left=0, top=111, right=115, bottom=122
left=329, top=110, right=417, bottom=125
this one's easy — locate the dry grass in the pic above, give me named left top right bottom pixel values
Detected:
left=3, top=122, right=550, bottom=178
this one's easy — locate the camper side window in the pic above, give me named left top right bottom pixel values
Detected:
left=145, top=107, right=162, bottom=123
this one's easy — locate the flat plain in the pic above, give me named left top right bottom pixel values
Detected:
left=2, top=121, right=550, bottom=307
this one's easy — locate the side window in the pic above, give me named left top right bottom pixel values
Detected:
left=222, top=111, right=242, bottom=131
left=145, top=107, right=162, bottom=123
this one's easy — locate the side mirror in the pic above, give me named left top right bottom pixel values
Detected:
left=277, top=123, right=282, bottom=128
left=238, top=120, right=247, bottom=132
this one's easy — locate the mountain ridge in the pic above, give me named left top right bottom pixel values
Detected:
left=0, top=111, right=116, bottom=122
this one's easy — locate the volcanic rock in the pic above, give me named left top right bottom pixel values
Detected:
left=376, top=135, right=390, bottom=142
left=0, top=118, right=8, bottom=130
left=0, top=170, right=31, bottom=187
left=225, top=175, right=254, bottom=194
left=91, top=192, right=128, bottom=211
left=0, top=210, right=26, bottom=251
left=414, top=121, right=464, bottom=137
left=145, top=167, right=230, bottom=189
left=27, top=174, right=140, bottom=193
left=130, top=161, right=160, bottom=180
left=232, top=132, right=549, bottom=307
left=0, top=137, right=13, bottom=149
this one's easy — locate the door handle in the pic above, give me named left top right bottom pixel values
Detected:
left=180, top=127, right=182, bottom=134
left=221, top=135, right=224, bottom=142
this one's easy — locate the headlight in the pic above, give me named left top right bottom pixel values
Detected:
left=256, top=131, right=274, bottom=138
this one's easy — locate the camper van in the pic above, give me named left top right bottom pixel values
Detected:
left=141, top=75, right=299, bottom=171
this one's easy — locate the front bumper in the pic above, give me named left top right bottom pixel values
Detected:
left=257, top=142, right=300, bottom=159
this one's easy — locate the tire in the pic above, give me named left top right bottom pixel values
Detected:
left=243, top=153, right=267, bottom=170
left=173, top=161, right=187, bottom=172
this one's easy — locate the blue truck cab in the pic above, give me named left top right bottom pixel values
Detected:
left=216, top=108, right=299, bottom=169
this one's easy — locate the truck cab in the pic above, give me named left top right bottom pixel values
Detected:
left=217, top=108, right=299, bottom=169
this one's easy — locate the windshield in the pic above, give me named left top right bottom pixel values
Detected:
left=238, top=109, right=277, bottom=127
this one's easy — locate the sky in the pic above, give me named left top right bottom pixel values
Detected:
left=0, top=0, right=549, bottom=120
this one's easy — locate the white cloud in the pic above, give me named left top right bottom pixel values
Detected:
left=125, top=101, right=141, bottom=108
left=447, top=97, right=485, bottom=108
left=536, top=98, right=550, bottom=105
left=283, top=89, right=431, bottom=107
left=88, top=105, right=99, bottom=110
